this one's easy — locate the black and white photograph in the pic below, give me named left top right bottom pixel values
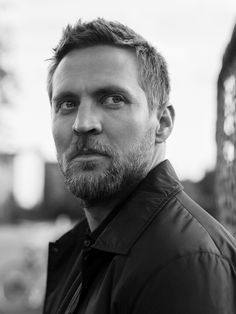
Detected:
left=0, top=0, right=236, bottom=313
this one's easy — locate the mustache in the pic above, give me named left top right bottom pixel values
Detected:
left=66, top=136, right=114, bottom=161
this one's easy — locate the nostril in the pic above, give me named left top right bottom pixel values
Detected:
left=72, top=125, right=100, bottom=135
left=72, top=103, right=102, bottom=134
left=72, top=119, right=102, bottom=135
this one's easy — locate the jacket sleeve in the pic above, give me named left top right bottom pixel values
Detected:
left=130, top=252, right=236, bottom=314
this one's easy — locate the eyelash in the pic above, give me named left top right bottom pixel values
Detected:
left=55, top=94, right=127, bottom=112
left=55, top=100, right=76, bottom=112
left=60, top=101, right=76, bottom=108
left=101, top=94, right=126, bottom=106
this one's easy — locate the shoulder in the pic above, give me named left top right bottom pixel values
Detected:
left=114, top=192, right=236, bottom=313
left=121, top=189, right=236, bottom=284
left=174, top=190, right=236, bottom=260
left=149, top=189, right=236, bottom=260
left=126, top=250, right=236, bottom=314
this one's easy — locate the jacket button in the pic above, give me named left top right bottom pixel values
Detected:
left=83, top=239, right=91, bottom=248
left=52, top=247, right=59, bottom=254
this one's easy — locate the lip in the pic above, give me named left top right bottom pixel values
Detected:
left=73, top=154, right=106, bottom=161
left=70, top=149, right=108, bottom=161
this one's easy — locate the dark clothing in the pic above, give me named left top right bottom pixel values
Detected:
left=43, top=160, right=236, bottom=314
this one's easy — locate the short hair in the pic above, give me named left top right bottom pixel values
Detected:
left=47, top=18, right=170, bottom=110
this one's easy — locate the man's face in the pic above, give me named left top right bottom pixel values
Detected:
left=51, top=45, right=159, bottom=203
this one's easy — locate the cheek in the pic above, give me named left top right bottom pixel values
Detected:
left=106, top=114, right=151, bottom=149
left=52, top=118, right=73, bottom=154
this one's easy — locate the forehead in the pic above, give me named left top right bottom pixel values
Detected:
left=52, top=45, right=141, bottom=96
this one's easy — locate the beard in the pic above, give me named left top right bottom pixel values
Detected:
left=57, top=127, right=155, bottom=204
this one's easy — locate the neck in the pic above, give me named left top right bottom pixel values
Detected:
left=83, top=184, right=136, bottom=232
left=83, top=201, right=116, bottom=232
left=83, top=149, right=167, bottom=232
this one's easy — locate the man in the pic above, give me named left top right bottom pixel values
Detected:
left=44, top=18, right=236, bottom=314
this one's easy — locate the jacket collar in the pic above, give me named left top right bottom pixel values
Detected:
left=52, top=160, right=183, bottom=257
left=92, top=159, right=183, bottom=255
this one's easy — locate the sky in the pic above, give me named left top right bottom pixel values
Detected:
left=2, top=0, right=236, bottom=181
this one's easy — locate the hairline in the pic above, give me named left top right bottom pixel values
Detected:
left=48, top=44, right=163, bottom=111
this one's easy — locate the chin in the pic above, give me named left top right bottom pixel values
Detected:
left=68, top=158, right=109, bottom=173
left=66, top=175, right=116, bottom=203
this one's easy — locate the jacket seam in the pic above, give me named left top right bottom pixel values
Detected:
left=175, top=193, right=224, bottom=255
left=130, top=250, right=235, bottom=312
left=156, top=250, right=236, bottom=274
left=127, top=186, right=183, bottom=253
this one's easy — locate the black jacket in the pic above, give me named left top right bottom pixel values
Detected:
left=44, top=160, right=236, bottom=314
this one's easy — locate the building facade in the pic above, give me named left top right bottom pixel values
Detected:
left=216, top=23, right=236, bottom=235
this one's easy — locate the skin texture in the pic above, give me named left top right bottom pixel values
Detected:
left=51, top=45, right=174, bottom=230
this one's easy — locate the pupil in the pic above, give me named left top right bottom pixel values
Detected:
left=113, top=96, right=120, bottom=103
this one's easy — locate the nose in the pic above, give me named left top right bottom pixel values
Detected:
left=72, top=100, right=102, bottom=135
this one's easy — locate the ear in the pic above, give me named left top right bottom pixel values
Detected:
left=155, top=105, right=175, bottom=143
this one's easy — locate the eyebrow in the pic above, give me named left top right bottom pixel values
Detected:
left=52, top=85, right=134, bottom=104
left=52, top=91, right=79, bottom=104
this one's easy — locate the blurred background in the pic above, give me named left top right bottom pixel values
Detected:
left=0, top=0, right=236, bottom=312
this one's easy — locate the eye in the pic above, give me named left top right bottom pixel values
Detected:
left=102, top=95, right=126, bottom=107
left=59, top=101, right=77, bottom=111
